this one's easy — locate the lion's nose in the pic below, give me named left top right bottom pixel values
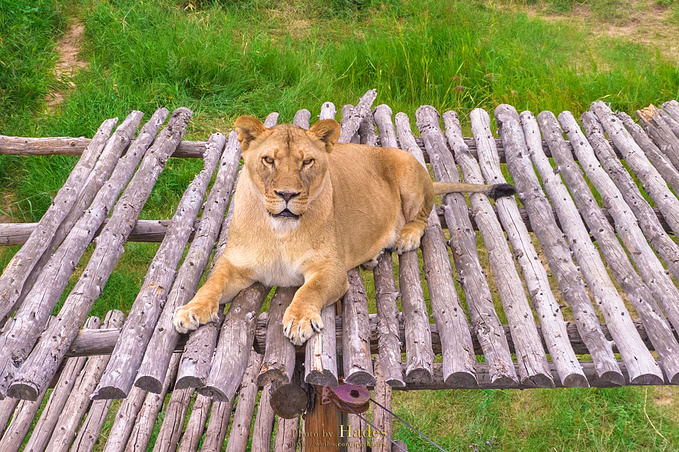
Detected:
left=275, top=190, right=301, bottom=202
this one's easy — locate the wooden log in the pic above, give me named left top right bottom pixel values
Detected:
left=656, top=107, right=679, bottom=139
left=371, top=106, right=404, bottom=387
left=346, top=414, right=368, bottom=451
left=319, top=102, right=337, bottom=120
left=12, top=111, right=152, bottom=321
left=258, top=287, right=297, bottom=387
left=0, top=109, right=166, bottom=399
left=152, top=387, right=195, bottom=452
left=133, top=132, right=238, bottom=395
left=71, top=394, right=115, bottom=452
left=416, top=106, right=482, bottom=388
left=339, top=90, right=378, bottom=143
left=177, top=394, right=212, bottom=452
left=304, top=304, right=339, bottom=386
left=399, top=360, right=659, bottom=390
left=0, top=117, right=118, bottom=323
left=123, top=353, right=181, bottom=452
left=662, top=100, right=679, bottom=124
left=252, top=384, right=276, bottom=452
left=18, top=316, right=100, bottom=452
left=0, top=397, right=19, bottom=438
left=199, top=399, right=235, bottom=452
left=225, top=352, right=264, bottom=452
left=7, top=108, right=193, bottom=402
left=0, top=385, right=49, bottom=451
left=46, top=310, right=126, bottom=452
left=274, top=417, right=300, bottom=452
left=341, top=105, right=361, bottom=144
left=468, top=108, right=553, bottom=387
left=265, top=112, right=280, bottom=128
left=342, top=268, right=375, bottom=386
left=303, top=386, right=341, bottom=452
left=591, top=102, right=679, bottom=234
left=101, top=386, right=147, bottom=452
left=269, top=357, right=308, bottom=419
left=581, top=112, right=679, bottom=283
left=371, top=251, right=405, bottom=387
left=372, top=357, right=393, bottom=452
left=617, top=111, right=679, bottom=196
left=198, top=283, right=268, bottom=401
left=293, top=109, right=311, bottom=129
left=493, top=105, right=587, bottom=388
left=95, top=132, right=225, bottom=399
left=518, top=111, right=622, bottom=385
left=392, top=441, right=408, bottom=452
left=637, top=104, right=679, bottom=170
left=358, top=111, right=378, bottom=146
left=537, top=111, right=664, bottom=385
left=559, top=111, right=679, bottom=384
left=434, top=110, right=518, bottom=386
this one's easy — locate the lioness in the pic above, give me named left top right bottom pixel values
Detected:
left=173, top=116, right=515, bottom=345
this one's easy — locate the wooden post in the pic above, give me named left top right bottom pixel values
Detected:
left=274, top=417, right=301, bottom=452
left=303, top=387, right=341, bottom=452
left=225, top=352, right=264, bottom=452
left=341, top=268, right=375, bottom=386
left=252, top=383, right=277, bottom=452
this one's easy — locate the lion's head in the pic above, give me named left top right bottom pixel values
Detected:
left=235, top=116, right=340, bottom=224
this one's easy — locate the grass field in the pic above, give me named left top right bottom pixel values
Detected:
left=1, top=0, right=679, bottom=450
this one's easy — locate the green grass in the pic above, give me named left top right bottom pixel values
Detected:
left=2, top=0, right=679, bottom=450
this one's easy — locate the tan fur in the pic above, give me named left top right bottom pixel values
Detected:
left=173, top=117, right=511, bottom=345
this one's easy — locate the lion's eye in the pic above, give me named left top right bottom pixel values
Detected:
left=302, top=158, right=314, bottom=168
left=263, top=156, right=274, bottom=166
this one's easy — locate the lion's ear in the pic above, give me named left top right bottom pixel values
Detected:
left=235, top=116, right=267, bottom=151
left=309, top=119, right=340, bottom=152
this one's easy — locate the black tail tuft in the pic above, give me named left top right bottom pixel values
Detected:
left=489, top=183, right=516, bottom=199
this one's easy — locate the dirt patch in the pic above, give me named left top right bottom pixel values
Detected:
left=46, top=21, right=89, bottom=112
left=0, top=192, right=15, bottom=223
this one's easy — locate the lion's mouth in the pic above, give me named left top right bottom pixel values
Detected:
left=271, top=208, right=300, bottom=220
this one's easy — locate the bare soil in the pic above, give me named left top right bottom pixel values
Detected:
left=46, top=21, right=89, bottom=112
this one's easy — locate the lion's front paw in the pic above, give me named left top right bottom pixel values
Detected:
left=394, top=228, right=422, bottom=254
left=173, top=302, right=218, bottom=334
left=282, top=306, right=324, bottom=346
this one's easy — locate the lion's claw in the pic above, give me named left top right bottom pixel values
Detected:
left=282, top=307, right=324, bottom=346
left=173, top=303, right=217, bottom=334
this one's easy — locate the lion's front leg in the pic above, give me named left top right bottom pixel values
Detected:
left=173, top=254, right=254, bottom=334
left=283, top=266, right=349, bottom=346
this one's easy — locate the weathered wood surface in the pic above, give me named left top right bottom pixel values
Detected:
left=152, top=387, right=195, bottom=452
left=71, top=392, right=115, bottom=452
left=8, top=108, right=193, bottom=402
left=47, top=311, right=125, bottom=452
left=582, top=112, right=679, bottom=282
left=415, top=106, right=479, bottom=387
left=304, top=304, right=339, bottom=386
left=437, top=111, right=519, bottom=386
left=617, top=111, right=679, bottom=198
left=494, top=105, right=587, bottom=388
left=518, top=111, right=623, bottom=385
left=372, top=106, right=405, bottom=387
left=200, top=399, right=235, bottom=452
left=225, top=352, right=263, bottom=452
left=258, top=287, right=297, bottom=387
left=252, top=383, right=276, bottom=452
left=662, top=100, right=679, bottom=123
left=0, top=397, right=19, bottom=438
left=123, top=354, right=181, bottom=452
left=101, top=385, right=148, bottom=452
left=372, top=357, right=394, bottom=452
left=347, top=414, right=368, bottom=452
left=270, top=358, right=308, bottom=419
left=293, top=109, right=311, bottom=129
left=0, top=118, right=117, bottom=323
left=15, top=317, right=99, bottom=452
left=637, top=104, right=679, bottom=170
left=320, top=102, right=337, bottom=120
left=177, top=394, right=212, bottom=452
left=14, top=112, right=153, bottom=325
left=95, top=131, right=224, bottom=399
left=537, top=111, right=664, bottom=385
left=135, top=131, right=240, bottom=394
left=274, top=417, right=300, bottom=452
left=198, top=284, right=268, bottom=401
left=468, top=108, right=553, bottom=387
left=591, top=102, right=679, bottom=234
left=339, top=89, right=377, bottom=143
left=342, top=268, right=375, bottom=386
left=392, top=113, right=435, bottom=383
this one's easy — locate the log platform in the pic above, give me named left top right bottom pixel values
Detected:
left=1, top=93, right=679, bottom=450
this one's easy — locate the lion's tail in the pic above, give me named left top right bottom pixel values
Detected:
left=433, top=182, right=516, bottom=199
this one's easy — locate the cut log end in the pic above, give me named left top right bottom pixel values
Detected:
left=134, top=376, right=164, bottom=394
left=305, top=370, right=339, bottom=387
left=598, top=370, right=625, bottom=387
left=270, top=383, right=308, bottom=419
left=562, top=373, right=590, bottom=389
left=630, top=373, right=665, bottom=386
left=257, top=368, right=289, bottom=388
left=174, top=375, right=206, bottom=391
left=344, top=371, right=377, bottom=387
left=7, top=382, right=39, bottom=401
left=445, top=372, right=479, bottom=389
left=386, top=378, right=407, bottom=388
left=197, top=386, right=230, bottom=403
left=90, top=386, right=128, bottom=400
left=490, top=375, right=520, bottom=387
left=522, top=373, right=556, bottom=389
left=404, top=368, right=433, bottom=384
